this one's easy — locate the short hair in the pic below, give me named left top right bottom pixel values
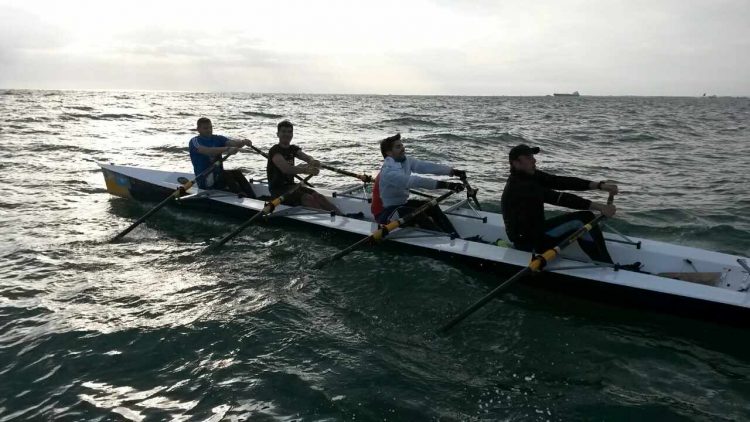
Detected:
left=380, top=133, right=401, bottom=157
left=196, top=117, right=211, bottom=128
left=277, top=120, right=294, bottom=131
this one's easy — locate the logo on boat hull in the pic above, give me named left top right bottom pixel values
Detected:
left=103, top=169, right=132, bottom=198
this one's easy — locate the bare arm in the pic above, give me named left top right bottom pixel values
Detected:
left=196, top=145, right=234, bottom=156
left=226, top=138, right=251, bottom=148
left=295, top=150, right=320, bottom=167
left=271, top=153, right=318, bottom=175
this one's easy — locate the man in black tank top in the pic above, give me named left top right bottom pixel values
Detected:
left=266, top=120, right=342, bottom=213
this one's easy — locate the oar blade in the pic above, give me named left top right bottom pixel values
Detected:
left=110, top=189, right=180, bottom=242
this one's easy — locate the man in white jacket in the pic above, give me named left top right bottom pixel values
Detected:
left=371, top=133, right=465, bottom=235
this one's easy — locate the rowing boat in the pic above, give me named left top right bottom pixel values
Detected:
left=100, top=163, right=750, bottom=324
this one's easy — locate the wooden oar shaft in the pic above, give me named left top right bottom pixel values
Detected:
left=440, top=193, right=615, bottom=332
left=206, top=207, right=267, bottom=251
left=111, top=190, right=183, bottom=241
left=205, top=175, right=314, bottom=251
left=311, top=234, right=374, bottom=269
left=111, top=154, right=230, bottom=242
left=440, top=267, right=532, bottom=332
left=319, top=163, right=373, bottom=183
left=312, top=189, right=456, bottom=269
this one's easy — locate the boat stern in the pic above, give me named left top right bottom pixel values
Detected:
left=101, top=165, right=133, bottom=199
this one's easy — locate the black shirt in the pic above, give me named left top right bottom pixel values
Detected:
left=500, top=169, right=592, bottom=249
left=267, top=144, right=301, bottom=195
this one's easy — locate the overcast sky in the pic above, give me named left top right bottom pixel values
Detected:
left=1, top=0, right=748, bottom=95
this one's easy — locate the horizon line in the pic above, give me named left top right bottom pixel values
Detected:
left=1, top=87, right=748, bottom=98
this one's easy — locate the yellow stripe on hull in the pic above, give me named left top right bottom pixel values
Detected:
left=103, top=169, right=132, bottom=199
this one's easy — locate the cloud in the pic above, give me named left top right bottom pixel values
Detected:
left=0, top=0, right=748, bottom=95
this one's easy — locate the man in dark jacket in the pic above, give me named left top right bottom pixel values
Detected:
left=500, top=144, right=617, bottom=263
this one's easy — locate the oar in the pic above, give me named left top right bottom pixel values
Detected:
left=312, top=189, right=457, bottom=269
left=318, top=163, right=373, bottom=183
left=204, top=174, right=314, bottom=252
left=459, top=175, right=482, bottom=211
left=439, top=193, right=615, bottom=332
left=246, top=144, right=314, bottom=187
left=111, top=154, right=231, bottom=242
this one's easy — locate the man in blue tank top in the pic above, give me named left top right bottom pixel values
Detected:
left=188, top=117, right=256, bottom=197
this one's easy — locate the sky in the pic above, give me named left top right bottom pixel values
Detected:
left=0, top=0, right=748, bottom=96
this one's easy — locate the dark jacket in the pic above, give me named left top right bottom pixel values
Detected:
left=501, top=169, right=592, bottom=249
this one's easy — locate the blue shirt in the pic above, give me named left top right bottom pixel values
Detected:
left=189, top=135, right=228, bottom=188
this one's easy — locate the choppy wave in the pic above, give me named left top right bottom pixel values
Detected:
left=488, top=132, right=528, bottom=143
left=11, top=116, right=52, bottom=123
left=242, top=111, right=284, bottom=118
left=151, top=146, right=189, bottom=154
left=378, top=117, right=440, bottom=126
left=618, top=133, right=660, bottom=142
left=421, top=133, right=472, bottom=142
left=1, top=90, right=749, bottom=421
left=60, top=112, right=149, bottom=121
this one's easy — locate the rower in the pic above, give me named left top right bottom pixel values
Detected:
left=372, top=133, right=465, bottom=236
left=189, top=117, right=256, bottom=197
left=266, top=120, right=342, bottom=214
left=501, top=144, right=617, bottom=263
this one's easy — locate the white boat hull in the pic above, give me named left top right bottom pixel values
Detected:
left=100, top=163, right=750, bottom=324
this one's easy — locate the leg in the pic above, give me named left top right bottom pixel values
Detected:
left=543, top=211, right=613, bottom=264
left=312, top=192, right=342, bottom=215
left=295, top=188, right=342, bottom=214
left=405, top=199, right=458, bottom=235
left=220, top=169, right=256, bottom=198
left=227, top=169, right=256, bottom=198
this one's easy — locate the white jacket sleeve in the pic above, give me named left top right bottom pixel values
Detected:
left=381, top=159, right=438, bottom=190
left=410, top=158, right=452, bottom=176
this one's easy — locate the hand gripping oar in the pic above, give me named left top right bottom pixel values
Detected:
left=110, top=154, right=231, bottom=242
left=246, top=144, right=314, bottom=187
left=318, top=163, right=373, bottom=183
left=203, top=174, right=314, bottom=252
left=312, top=189, right=457, bottom=269
left=439, top=193, right=615, bottom=332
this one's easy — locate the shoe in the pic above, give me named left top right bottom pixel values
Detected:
left=616, top=261, right=642, bottom=271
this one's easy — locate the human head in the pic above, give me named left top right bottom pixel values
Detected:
left=509, top=144, right=540, bottom=174
left=277, top=120, right=294, bottom=146
left=196, top=117, right=213, bottom=137
left=380, top=133, right=405, bottom=161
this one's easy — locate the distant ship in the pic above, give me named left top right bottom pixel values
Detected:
left=553, top=91, right=580, bottom=97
